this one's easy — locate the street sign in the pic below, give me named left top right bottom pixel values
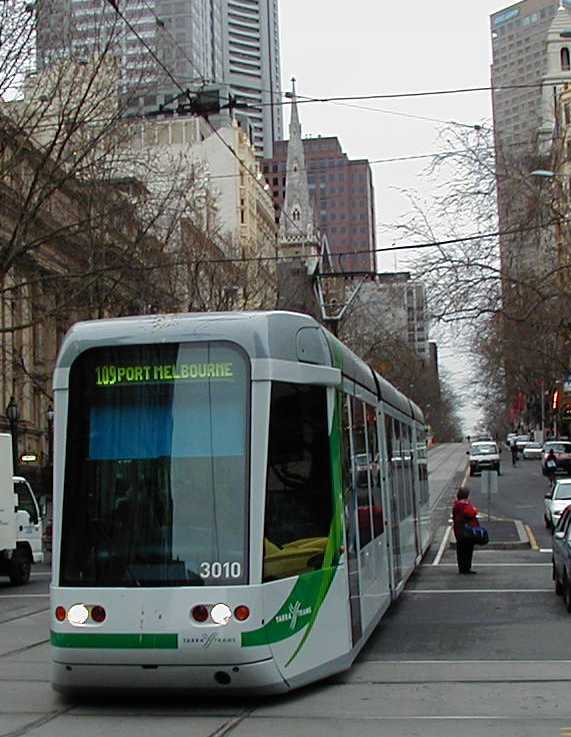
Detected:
left=481, top=469, right=498, bottom=522
left=481, top=469, right=498, bottom=496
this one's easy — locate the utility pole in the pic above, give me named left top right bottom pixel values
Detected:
left=541, top=378, right=545, bottom=441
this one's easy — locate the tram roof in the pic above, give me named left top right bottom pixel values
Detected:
left=57, top=311, right=422, bottom=422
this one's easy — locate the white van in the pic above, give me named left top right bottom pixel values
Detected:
left=0, top=434, right=43, bottom=585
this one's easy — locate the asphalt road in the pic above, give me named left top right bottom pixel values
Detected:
left=1, top=443, right=570, bottom=737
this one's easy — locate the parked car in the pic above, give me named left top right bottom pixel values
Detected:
left=542, top=440, right=571, bottom=476
left=468, top=441, right=501, bottom=476
left=544, top=478, right=571, bottom=529
left=506, top=432, right=517, bottom=448
left=522, top=441, right=543, bottom=460
left=515, top=435, right=530, bottom=453
left=552, top=504, right=571, bottom=612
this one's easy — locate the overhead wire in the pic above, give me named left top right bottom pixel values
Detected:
left=100, top=0, right=309, bottom=243
left=297, top=95, right=480, bottom=130
left=95, top=2, right=546, bottom=274
left=74, top=221, right=554, bottom=269
left=260, top=82, right=552, bottom=108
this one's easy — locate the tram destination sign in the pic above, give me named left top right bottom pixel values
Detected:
left=95, top=361, right=235, bottom=387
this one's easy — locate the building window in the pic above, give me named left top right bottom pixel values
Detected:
left=562, top=47, right=570, bottom=72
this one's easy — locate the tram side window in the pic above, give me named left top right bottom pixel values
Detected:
left=391, top=419, right=406, bottom=521
left=351, top=398, right=372, bottom=549
left=263, top=383, right=333, bottom=582
left=417, top=427, right=429, bottom=506
left=366, top=407, right=384, bottom=537
left=403, top=425, right=414, bottom=519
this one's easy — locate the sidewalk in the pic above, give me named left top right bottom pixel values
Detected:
left=450, top=518, right=531, bottom=550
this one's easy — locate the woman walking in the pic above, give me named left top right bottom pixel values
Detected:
left=452, top=487, right=479, bottom=575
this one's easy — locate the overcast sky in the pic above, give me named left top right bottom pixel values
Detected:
left=278, top=0, right=507, bottom=433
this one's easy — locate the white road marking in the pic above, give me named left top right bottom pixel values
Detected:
left=406, top=589, right=553, bottom=594
left=540, top=548, right=553, bottom=553
left=432, top=525, right=452, bottom=566
left=425, top=562, right=551, bottom=567
left=290, top=716, right=571, bottom=721
left=364, top=658, right=571, bottom=663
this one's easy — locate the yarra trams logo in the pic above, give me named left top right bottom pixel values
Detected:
left=275, top=601, right=312, bottom=631
left=184, top=634, right=237, bottom=649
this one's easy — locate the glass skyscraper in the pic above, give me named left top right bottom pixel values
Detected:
left=36, top=0, right=282, bottom=155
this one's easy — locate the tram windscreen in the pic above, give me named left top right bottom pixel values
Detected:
left=60, top=342, right=250, bottom=587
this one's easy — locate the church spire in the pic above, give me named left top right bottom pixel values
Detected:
left=279, top=77, right=318, bottom=253
left=289, top=77, right=301, bottom=137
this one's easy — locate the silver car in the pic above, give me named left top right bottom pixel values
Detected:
left=522, top=442, right=543, bottom=460
left=545, top=478, right=571, bottom=529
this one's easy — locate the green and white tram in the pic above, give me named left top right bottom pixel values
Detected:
left=50, top=311, right=430, bottom=694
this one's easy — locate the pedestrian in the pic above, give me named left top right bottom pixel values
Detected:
left=452, top=486, right=479, bottom=575
left=545, top=448, right=557, bottom=487
left=510, top=439, right=518, bottom=466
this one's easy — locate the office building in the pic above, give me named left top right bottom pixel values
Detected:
left=224, top=0, right=283, bottom=157
left=490, top=0, right=571, bottom=150
left=349, top=273, right=429, bottom=362
left=491, top=1, right=571, bottom=281
left=36, top=0, right=282, bottom=156
left=263, top=135, right=376, bottom=273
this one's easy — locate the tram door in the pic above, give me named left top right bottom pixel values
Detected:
left=384, top=415, right=402, bottom=590
left=342, top=396, right=362, bottom=647
left=408, top=426, right=422, bottom=559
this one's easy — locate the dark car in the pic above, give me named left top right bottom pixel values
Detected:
left=542, top=440, right=571, bottom=476
left=552, top=504, right=571, bottom=612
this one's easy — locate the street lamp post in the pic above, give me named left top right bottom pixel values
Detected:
left=541, top=378, right=546, bottom=440
left=46, top=406, right=54, bottom=466
left=5, top=396, right=19, bottom=472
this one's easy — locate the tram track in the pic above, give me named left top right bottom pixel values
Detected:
left=206, top=708, right=257, bottom=737
left=0, top=636, right=50, bottom=660
left=0, top=607, right=50, bottom=626
left=1, top=705, right=74, bottom=737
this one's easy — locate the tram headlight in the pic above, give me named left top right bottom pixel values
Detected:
left=68, top=604, right=89, bottom=625
left=210, top=603, right=232, bottom=626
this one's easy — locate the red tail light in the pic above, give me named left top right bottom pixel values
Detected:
left=91, top=605, right=106, bottom=623
left=55, top=606, right=66, bottom=622
left=192, top=605, right=209, bottom=623
left=234, top=605, right=250, bottom=622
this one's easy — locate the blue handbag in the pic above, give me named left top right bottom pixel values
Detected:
left=463, top=524, right=489, bottom=546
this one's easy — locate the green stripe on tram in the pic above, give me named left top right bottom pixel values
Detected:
left=242, top=378, right=346, bottom=663
left=51, top=632, right=178, bottom=649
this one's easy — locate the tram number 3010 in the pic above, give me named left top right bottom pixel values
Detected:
left=200, top=561, right=242, bottom=579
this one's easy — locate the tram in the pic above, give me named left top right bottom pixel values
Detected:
left=50, top=311, right=430, bottom=694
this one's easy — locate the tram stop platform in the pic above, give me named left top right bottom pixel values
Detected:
left=449, top=518, right=531, bottom=550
